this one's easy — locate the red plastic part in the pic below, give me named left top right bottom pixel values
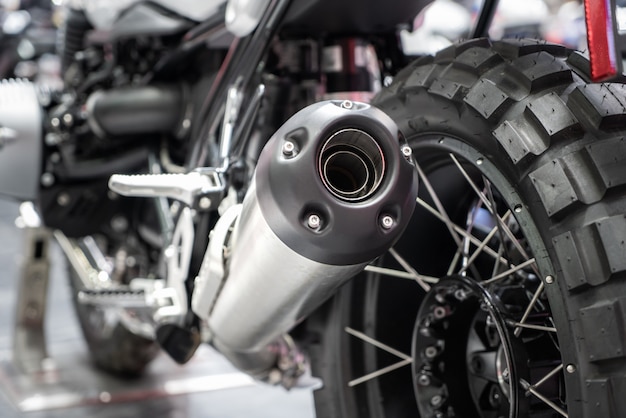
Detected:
left=584, top=0, right=620, bottom=81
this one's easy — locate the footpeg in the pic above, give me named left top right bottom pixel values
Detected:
left=77, top=288, right=147, bottom=308
left=108, top=169, right=225, bottom=208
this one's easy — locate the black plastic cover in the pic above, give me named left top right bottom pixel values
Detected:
left=88, top=84, right=184, bottom=137
left=111, top=3, right=193, bottom=39
left=255, top=100, right=418, bottom=266
left=283, top=0, right=431, bottom=36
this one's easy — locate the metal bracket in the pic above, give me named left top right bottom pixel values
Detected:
left=192, top=203, right=241, bottom=321
left=108, top=168, right=226, bottom=210
left=12, top=202, right=53, bottom=374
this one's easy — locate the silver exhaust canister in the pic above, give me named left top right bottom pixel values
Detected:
left=195, top=100, right=418, bottom=381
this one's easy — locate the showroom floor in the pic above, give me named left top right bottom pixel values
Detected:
left=0, top=199, right=315, bottom=418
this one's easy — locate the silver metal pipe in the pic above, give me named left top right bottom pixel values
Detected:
left=195, top=100, right=418, bottom=381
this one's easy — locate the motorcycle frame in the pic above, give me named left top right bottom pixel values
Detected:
left=186, top=0, right=292, bottom=170
left=184, top=0, right=626, bottom=178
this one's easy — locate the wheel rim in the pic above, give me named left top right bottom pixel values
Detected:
left=344, top=136, right=568, bottom=418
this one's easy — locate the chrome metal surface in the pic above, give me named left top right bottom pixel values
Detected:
left=0, top=79, right=43, bottom=200
left=318, top=128, right=385, bottom=202
left=219, top=79, right=244, bottom=170
left=209, top=181, right=367, bottom=354
left=192, top=204, right=242, bottom=321
left=109, top=169, right=225, bottom=208
left=157, top=206, right=194, bottom=321
left=12, top=221, right=51, bottom=374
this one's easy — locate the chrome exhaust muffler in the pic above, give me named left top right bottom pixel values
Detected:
left=192, top=100, right=418, bottom=382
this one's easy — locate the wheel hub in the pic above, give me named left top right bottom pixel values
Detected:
left=411, top=275, right=520, bottom=418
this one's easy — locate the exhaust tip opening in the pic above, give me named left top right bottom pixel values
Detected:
left=319, top=129, right=385, bottom=202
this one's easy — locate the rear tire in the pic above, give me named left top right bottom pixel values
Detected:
left=308, top=38, right=626, bottom=418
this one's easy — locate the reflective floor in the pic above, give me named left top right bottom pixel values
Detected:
left=0, top=199, right=315, bottom=418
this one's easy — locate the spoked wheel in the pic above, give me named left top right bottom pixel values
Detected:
left=308, top=39, right=626, bottom=418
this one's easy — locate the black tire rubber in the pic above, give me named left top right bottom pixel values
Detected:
left=307, top=38, right=626, bottom=418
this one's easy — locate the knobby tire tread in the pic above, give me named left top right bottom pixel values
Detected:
left=310, top=38, right=626, bottom=418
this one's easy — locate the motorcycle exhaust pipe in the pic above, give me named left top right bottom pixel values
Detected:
left=202, top=100, right=418, bottom=379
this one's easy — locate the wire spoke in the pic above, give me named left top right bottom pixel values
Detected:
left=344, top=328, right=413, bottom=387
left=481, top=258, right=537, bottom=285
left=449, top=154, right=494, bottom=212
left=447, top=248, right=463, bottom=276
left=416, top=197, right=510, bottom=266
left=483, top=175, right=540, bottom=278
left=531, top=363, right=564, bottom=390
left=514, top=281, right=545, bottom=337
left=414, top=159, right=465, bottom=251
left=348, top=358, right=413, bottom=387
left=521, top=378, right=568, bottom=417
left=364, top=265, right=439, bottom=284
left=388, top=248, right=431, bottom=292
left=506, top=320, right=557, bottom=333
left=460, top=204, right=479, bottom=277
left=449, top=153, right=540, bottom=277
left=345, top=327, right=411, bottom=361
left=491, top=241, right=505, bottom=278
left=458, top=211, right=512, bottom=276
left=403, top=152, right=565, bottom=416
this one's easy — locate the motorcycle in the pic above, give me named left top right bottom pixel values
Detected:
left=0, top=0, right=58, bottom=80
left=1, top=0, right=625, bottom=416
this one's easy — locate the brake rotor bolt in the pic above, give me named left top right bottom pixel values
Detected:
left=566, top=364, right=576, bottom=373
left=57, top=193, right=70, bottom=206
left=545, top=275, right=554, bottom=284
left=417, top=374, right=431, bottom=386
left=380, top=215, right=394, bottom=230
left=110, top=216, right=128, bottom=232
left=433, top=306, right=447, bottom=319
left=430, top=395, right=443, bottom=407
left=341, top=100, right=353, bottom=109
left=40, top=172, right=54, bottom=187
left=489, top=387, right=501, bottom=407
left=425, top=346, right=438, bottom=359
left=63, top=113, right=73, bottom=126
left=199, top=197, right=212, bottom=210
left=45, top=133, right=61, bottom=146
left=282, top=141, right=296, bottom=156
left=126, top=256, right=137, bottom=268
left=307, top=213, right=321, bottom=230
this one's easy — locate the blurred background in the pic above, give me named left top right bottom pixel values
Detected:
left=0, top=0, right=601, bottom=416
left=0, top=0, right=594, bottom=87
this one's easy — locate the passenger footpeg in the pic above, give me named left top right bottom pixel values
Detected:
left=77, top=288, right=146, bottom=308
left=108, top=169, right=225, bottom=208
